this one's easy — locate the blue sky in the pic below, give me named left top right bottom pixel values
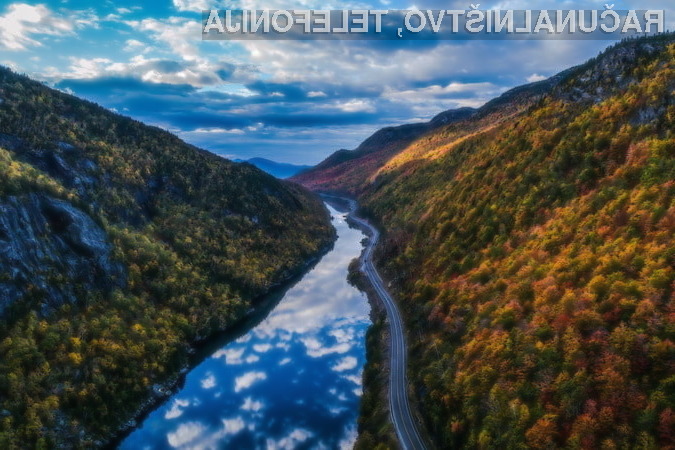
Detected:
left=0, top=1, right=672, bottom=164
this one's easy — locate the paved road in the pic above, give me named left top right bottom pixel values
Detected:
left=344, top=199, right=427, bottom=450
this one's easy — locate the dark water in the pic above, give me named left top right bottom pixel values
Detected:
left=120, top=204, right=371, bottom=450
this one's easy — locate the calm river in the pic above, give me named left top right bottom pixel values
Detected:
left=119, top=203, right=371, bottom=449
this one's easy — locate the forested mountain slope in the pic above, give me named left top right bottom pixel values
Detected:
left=0, top=67, right=334, bottom=447
left=291, top=67, right=575, bottom=195
left=291, top=107, right=476, bottom=194
left=301, top=34, right=675, bottom=448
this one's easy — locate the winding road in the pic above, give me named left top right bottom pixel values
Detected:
left=344, top=198, right=427, bottom=450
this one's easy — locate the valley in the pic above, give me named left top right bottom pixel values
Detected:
left=120, top=203, right=371, bottom=449
left=0, top=18, right=672, bottom=450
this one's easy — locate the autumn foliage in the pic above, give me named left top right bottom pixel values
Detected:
left=302, top=35, right=675, bottom=448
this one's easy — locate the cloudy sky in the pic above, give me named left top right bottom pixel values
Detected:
left=0, top=0, right=672, bottom=164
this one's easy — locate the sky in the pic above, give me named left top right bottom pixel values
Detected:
left=0, top=0, right=672, bottom=164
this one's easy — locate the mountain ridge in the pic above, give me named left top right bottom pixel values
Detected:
left=291, top=107, right=477, bottom=194
left=291, top=70, right=574, bottom=195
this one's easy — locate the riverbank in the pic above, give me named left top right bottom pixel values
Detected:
left=103, top=235, right=336, bottom=448
left=117, top=202, right=372, bottom=449
left=338, top=197, right=428, bottom=450
left=347, top=257, right=399, bottom=449
left=322, top=195, right=398, bottom=447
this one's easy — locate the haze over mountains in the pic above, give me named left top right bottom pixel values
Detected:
left=295, top=34, right=675, bottom=449
left=235, top=157, right=311, bottom=179
left=0, top=66, right=333, bottom=447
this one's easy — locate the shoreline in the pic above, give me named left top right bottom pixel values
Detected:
left=340, top=196, right=432, bottom=450
left=102, top=236, right=336, bottom=449
left=103, top=197, right=405, bottom=449
left=347, top=253, right=399, bottom=449
left=322, top=193, right=398, bottom=446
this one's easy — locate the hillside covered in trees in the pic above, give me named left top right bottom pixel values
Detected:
left=297, top=34, right=675, bottom=448
left=292, top=107, right=477, bottom=195
left=0, top=67, right=334, bottom=447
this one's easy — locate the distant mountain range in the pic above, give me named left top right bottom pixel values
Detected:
left=235, top=157, right=311, bottom=179
left=295, top=34, right=675, bottom=449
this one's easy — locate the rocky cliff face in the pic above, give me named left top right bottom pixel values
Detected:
left=0, top=132, right=125, bottom=317
left=0, top=194, right=125, bottom=317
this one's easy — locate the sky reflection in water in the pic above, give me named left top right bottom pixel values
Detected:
left=120, top=205, right=370, bottom=450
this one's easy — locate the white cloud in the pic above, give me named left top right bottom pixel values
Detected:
left=526, top=73, right=547, bottom=83
left=301, top=336, right=352, bottom=358
left=35, top=16, right=244, bottom=87
left=343, top=374, right=362, bottom=385
left=338, top=425, right=358, bottom=450
left=222, top=417, right=246, bottom=435
left=336, top=99, right=375, bottom=113
left=329, top=327, right=355, bottom=343
left=329, top=406, right=346, bottom=416
left=300, top=336, right=321, bottom=351
left=276, top=342, right=290, bottom=351
left=133, top=17, right=201, bottom=62
left=234, top=371, right=267, bottom=392
left=64, top=57, right=112, bottom=79
left=266, top=429, right=312, bottom=450
left=212, top=347, right=245, bottom=364
left=173, top=0, right=210, bottom=12
left=165, top=416, right=250, bottom=449
left=0, top=3, right=75, bottom=50
left=383, top=82, right=498, bottom=103
left=331, top=356, right=358, bottom=372
left=123, top=39, right=145, bottom=52
left=135, top=56, right=224, bottom=85
left=194, top=127, right=245, bottom=134
left=253, top=343, right=272, bottom=353
left=200, top=372, right=217, bottom=389
left=240, top=39, right=610, bottom=116
left=236, top=334, right=252, bottom=343
left=164, top=398, right=191, bottom=419
left=167, top=421, right=205, bottom=448
left=245, top=354, right=260, bottom=363
left=241, top=397, right=264, bottom=412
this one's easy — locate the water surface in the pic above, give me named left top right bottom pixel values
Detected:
left=120, top=204, right=370, bottom=450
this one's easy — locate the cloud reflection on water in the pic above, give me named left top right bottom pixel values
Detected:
left=120, top=206, right=371, bottom=450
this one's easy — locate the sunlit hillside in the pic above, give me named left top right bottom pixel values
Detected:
left=299, top=34, right=675, bottom=448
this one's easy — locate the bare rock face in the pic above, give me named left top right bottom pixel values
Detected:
left=0, top=194, right=125, bottom=317
left=555, top=40, right=668, bottom=104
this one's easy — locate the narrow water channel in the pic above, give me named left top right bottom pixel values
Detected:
left=120, top=203, right=371, bottom=449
